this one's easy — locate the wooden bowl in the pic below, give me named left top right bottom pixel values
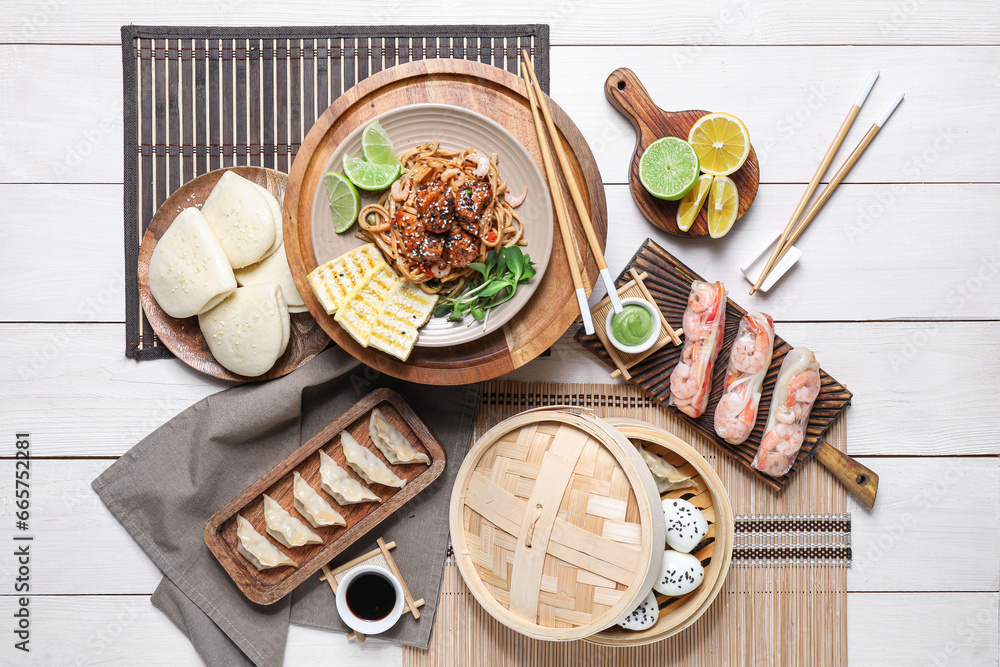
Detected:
left=605, top=68, right=759, bottom=237
left=586, top=418, right=734, bottom=646
left=449, top=409, right=665, bottom=641
left=137, top=166, right=329, bottom=382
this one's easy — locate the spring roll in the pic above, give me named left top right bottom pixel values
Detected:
left=669, top=280, right=727, bottom=418
left=752, top=347, right=821, bottom=477
left=714, top=311, right=775, bottom=445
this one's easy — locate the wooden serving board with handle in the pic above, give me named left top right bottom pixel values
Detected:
left=575, top=239, right=879, bottom=509
left=204, top=388, right=446, bottom=605
left=284, top=58, right=606, bottom=386
left=604, top=68, right=760, bottom=237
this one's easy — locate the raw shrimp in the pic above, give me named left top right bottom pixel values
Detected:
left=713, top=312, right=774, bottom=445
left=752, top=348, right=821, bottom=476
left=669, top=281, right=726, bottom=418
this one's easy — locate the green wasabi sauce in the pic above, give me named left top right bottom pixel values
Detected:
left=611, top=304, right=654, bottom=346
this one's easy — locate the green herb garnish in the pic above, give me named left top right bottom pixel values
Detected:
left=432, top=245, right=536, bottom=327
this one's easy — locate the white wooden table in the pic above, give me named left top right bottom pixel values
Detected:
left=1, top=3, right=998, bottom=665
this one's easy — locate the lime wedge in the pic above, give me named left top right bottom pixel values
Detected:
left=638, top=137, right=700, bottom=201
left=323, top=172, right=361, bottom=233
left=361, top=120, right=401, bottom=167
left=342, top=155, right=401, bottom=192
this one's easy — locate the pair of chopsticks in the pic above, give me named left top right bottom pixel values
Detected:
left=520, top=50, right=620, bottom=335
left=749, top=71, right=904, bottom=295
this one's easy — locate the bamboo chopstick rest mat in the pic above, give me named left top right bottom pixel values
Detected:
left=404, top=381, right=850, bottom=666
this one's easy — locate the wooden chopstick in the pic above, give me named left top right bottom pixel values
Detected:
left=760, top=91, right=905, bottom=275
left=520, top=60, right=595, bottom=334
left=749, top=69, right=880, bottom=295
left=521, top=50, right=622, bottom=314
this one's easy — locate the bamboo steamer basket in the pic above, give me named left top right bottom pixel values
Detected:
left=449, top=409, right=666, bottom=641
left=587, top=418, right=735, bottom=646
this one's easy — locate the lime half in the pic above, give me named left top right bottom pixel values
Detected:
left=638, top=137, right=700, bottom=201
left=361, top=120, right=401, bottom=167
left=342, top=155, right=401, bottom=192
left=323, top=172, right=361, bottom=233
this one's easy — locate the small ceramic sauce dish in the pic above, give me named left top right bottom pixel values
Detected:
left=336, top=564, right=405, bottom=635
left=605, top=297, right=662, bottom=355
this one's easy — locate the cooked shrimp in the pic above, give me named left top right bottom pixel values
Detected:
left=670, top=362, right=698, bottom=401
left=789, top=370, right=821, bottom=408
left=714, top=381, right=757, bottom=443
left=755, top=423, right=804, bottom=476
left=732, top=316, right=772, bottom=374
left=688, top=281, right=720, bottom=313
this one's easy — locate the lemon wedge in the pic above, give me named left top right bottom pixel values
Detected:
left=676, top=174, right=713, bottom=232
left=688, top=113, right=751, bottom=177
left=707, top=176, right=739, bottom=238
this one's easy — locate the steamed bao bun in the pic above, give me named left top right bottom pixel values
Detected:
left=147, top=207, right=237, bottom=319
left=200, top=171, right=278, bottom=269
left=198, top=283, right=290, bottom=377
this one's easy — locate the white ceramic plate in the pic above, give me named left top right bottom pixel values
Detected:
left=310, top=103, right=553, bottom=348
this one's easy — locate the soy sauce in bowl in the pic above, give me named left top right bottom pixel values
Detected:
left=345, top=572, right=397, bottom=621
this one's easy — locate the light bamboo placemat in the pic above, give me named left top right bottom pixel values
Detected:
left=404, top=382, right=849, bottom=666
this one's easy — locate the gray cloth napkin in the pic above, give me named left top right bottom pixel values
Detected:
left=92, top=347, right=481, bottom=667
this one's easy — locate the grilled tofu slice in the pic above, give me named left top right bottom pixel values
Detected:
left=334, top=265, right=399, bottom=346
left=306, top=243, right=384, bottom=314
left=367, top=281, right=438, bottom=361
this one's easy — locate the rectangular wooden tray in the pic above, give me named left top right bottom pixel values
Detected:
left=204, top=388, right=446, bottom=604
left=575, top=239, right=852, bottom=491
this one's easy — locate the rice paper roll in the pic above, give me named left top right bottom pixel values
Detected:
left=714, top=311, right=775, bottom=445
left=669, top=280, right=727, bottom=418
left=752, top=347, right=821, bottom=477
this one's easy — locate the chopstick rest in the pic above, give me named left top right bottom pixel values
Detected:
left=740, top=229, right=803, bottom=293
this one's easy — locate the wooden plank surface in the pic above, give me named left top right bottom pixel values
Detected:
left=3, top=45, right=1000, bottom=187
left=1, top=7, right=998, bottom=665
left=4, top=322, right=996, bottom=457
left=1, top=1, right=998, bottom=45
left=4, top=183, right=999, bottom=323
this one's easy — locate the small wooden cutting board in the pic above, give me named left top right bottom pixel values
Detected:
left=604, top=68, right=760, bottom=237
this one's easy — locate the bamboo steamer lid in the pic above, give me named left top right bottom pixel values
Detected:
left=449, top=409, right=666, bottom=641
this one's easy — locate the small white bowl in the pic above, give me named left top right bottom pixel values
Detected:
left=605, top=297, right=662, bottom=355
left=335, top=565, right=405, bottom=635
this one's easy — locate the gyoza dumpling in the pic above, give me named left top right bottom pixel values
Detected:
left=200, top=171, right=277, bottom=269
left=262, top=494, right=321, bottom=547
left=236, top=514, right=296, bottom=570
left=318, top=449, right=380, bottom=505
left=148, top=207, right=236, bottom=318
left=292, top=472, right=346, bottom=528
left=341, top=431, right=405, bottom=488
left=639, top=446, right=693, bottom=494
left=369, top=409, right=430, bottom=466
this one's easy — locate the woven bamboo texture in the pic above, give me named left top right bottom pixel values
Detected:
left=451, top=411, right=663, bottom=640
left=404, top=382, right=849, bottom=666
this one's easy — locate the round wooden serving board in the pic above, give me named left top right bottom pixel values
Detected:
left=138, top=166, right=330, bottom=382
left=605, top=68, right=759, bottom=237
left=284, top=59, right=607, bottom=386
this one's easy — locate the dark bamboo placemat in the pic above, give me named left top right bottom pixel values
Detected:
left=404, top=381, right=850, bottom=665
left=122, top=24, right=550, bottom=359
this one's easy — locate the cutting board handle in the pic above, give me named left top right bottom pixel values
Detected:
left=814, top=441, right=879, bottom=510
left=604, top=68, right=662, bottom=150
